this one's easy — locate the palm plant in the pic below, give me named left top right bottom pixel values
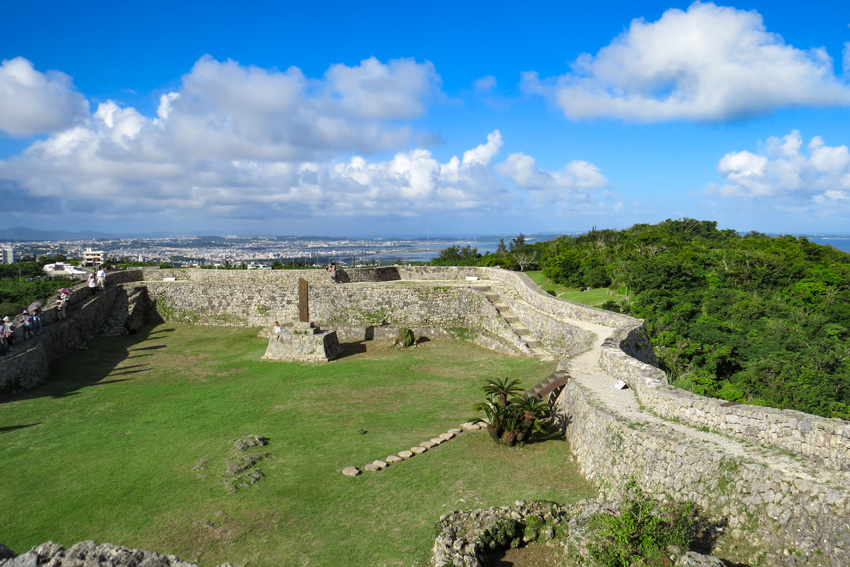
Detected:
left=483, top=377, right=523, bottom=408
left=473, top=396, right=507, bottom=442
left=474, top=378, right=551, bottom=446
left=511, top=395, right=550, bottom=442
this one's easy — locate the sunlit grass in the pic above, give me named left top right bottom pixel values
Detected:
left=525, top=271, right=626, bottom=307
left=0, top=324, right=595, bottom=567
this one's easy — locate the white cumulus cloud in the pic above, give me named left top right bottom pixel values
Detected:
left=0, top=57, right=89, bottom=137
left=496, top=152, right=608, bottom=203
left=711, top=131, right=850, bottom=215
left=523, top=2, right=850, bottom=122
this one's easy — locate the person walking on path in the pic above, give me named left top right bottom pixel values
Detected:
left=0, top=318, right=9, bottom=355
left=2, top=316, right=15, bottom=351
left=87, top=273, right=97, bottom=296
left=55, top=292, right=68, bottom=320
left=96, top=266, right=106, bottom=290
left=20, top=310, right=34, bottom=341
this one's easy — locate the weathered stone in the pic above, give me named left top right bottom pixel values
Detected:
left=371, top=460, right=388, bottom=469
left=411, top=446, right=427, bottom=454
left=398, top=450, right=414, bottom=459
left=420, top=441, right=437, bottom=449
left=342, top=466, right=361, bottom=477
left=385, top=455, right=403, bottom=464
left=439, top=432, right=455, bottom=440
left=430, top=438, right=445, bottom=445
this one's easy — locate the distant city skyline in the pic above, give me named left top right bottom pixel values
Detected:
left=2, top=1, right=850, bottom=236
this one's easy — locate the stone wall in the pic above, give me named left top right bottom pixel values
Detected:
left=600, top=324, right=850, bottom=472
left=0, top=270, right=147, bottom=396
left=554, top=378, right=850, bottom=566
left=143, top=279, right=528, bottom=355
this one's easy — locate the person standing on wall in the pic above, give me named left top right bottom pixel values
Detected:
left=327, top=262, right=337, bottom=283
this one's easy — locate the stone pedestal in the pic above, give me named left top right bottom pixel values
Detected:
left=262, top=322, right=343, bottom=362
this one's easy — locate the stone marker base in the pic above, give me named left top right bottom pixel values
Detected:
left=262, top=322, right=343, bottom=362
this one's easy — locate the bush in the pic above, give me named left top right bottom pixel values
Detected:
left=398, top=328, right=414, bottom=347
left=587, top=481, right=694, bottom=567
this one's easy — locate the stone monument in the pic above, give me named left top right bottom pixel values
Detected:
left=262, top=278, right=343, bottom=362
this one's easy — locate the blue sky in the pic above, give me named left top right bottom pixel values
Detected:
left=2, top=1, right=850, bottom=236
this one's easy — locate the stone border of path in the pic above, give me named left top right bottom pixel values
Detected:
left=342, top=421, right=485, bottom=476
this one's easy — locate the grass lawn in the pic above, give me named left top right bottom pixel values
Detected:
left=0, top=324, right=596, bottom=567
left=524, top=271, right=626, bottom=308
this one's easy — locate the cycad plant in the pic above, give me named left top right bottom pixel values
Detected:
left=474, top=377, right=550, bottom=446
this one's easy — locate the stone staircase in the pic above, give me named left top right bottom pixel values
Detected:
left=475, top=285, right=550, bottom=358
left=525, top=369, right=571, bottom=400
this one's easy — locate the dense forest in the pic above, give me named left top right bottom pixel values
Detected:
left=532, top=219, right=850, bottom=419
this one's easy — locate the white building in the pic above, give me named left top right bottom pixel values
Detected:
left=82, top=247, right=104, bottom=267
left=43, top=262, right=88, bottom=279
left=1, top=244, right=13, bottom=264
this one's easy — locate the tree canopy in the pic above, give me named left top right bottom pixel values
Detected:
left=533, top=219, right=850, bottom=418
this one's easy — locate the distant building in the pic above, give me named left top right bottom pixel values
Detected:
left=0, top=244, right=12, bottom=264
left=43, top=262, right=88, bottom=279
left=82, top=247, right=104, bottom=267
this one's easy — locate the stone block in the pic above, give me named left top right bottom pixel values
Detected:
left=411, top=446, right=427, bottom=454
left=385, top=455, right=403, bottom=464
left=342, top=466, right=361, bottom=477
left=398, top=450, right=414, bottom=459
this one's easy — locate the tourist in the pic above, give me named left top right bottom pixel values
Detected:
left=0, top=318, right=9, bottom=355
left=32, top=310, right=42, bottom=333
left=2, top=316, right=15, bottom=351
left=96, top=266, right=106, bottom=290
left=87, top=273, right=97, bottom=295
left=273, top=321, right=282, bottom=335
left=56, top=292, right=68, bottom=320
left=20, top=310, right=34, bottom=340
left=328, top=262, right=337, bottom=283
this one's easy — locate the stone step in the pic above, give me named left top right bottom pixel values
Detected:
left=484, top=293, right=500, bottom=302
left=503, top=316, right=519, bottom=324
left=524, top=338, right=540, bottom=348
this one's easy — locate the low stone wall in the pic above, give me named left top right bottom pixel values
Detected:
left=143, top=280, right=529, bottom=355
left=601, top=325, right=850, bottom=472
left=0, top=270, right=148, bottom=396
left=555, top=378, right=850, bottom=567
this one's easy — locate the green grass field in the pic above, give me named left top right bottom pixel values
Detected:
left=0, top=324, right=595, bottom=567
left=525, top=271, right=626, bottom=308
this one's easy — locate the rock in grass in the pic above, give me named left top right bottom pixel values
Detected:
left=342, top=466, right=361, bottom=476
left=398, top=450, right=414, bottom=459
left=385, top=455, right=403, bottom=464
left=411, top=446, right=427, bottom=454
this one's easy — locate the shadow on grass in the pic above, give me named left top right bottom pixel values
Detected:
left=0, top=423, right=40, bottom=434
left=336, top=340, right=368, bottom=359
left=4, top=324, right=171, bottom=403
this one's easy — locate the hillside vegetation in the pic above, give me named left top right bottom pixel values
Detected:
left=533, top=219, right=850, bottom=419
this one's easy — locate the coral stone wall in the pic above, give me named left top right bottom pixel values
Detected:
left=0, top=270, right=146, bottom=396
left=604, top=325, right=850, bottom=472
left=555, top=378, right=850, bottom=566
